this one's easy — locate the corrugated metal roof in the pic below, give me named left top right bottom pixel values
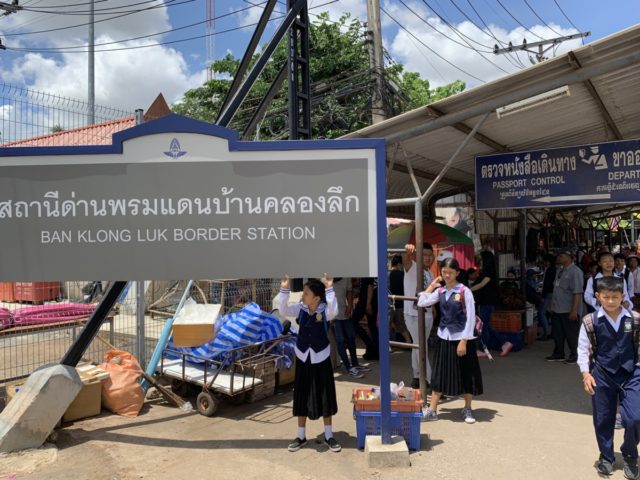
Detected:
left=344, top=24, right=640, bottom=217
left=6, top=116, right=136, bottom=147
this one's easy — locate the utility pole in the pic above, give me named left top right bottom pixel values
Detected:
left=0, top=1, right=20, bottom=16
left=88, top=0, right=95, bottom=124
left=366, top=0, right=386, bottom=124
left=493, top=31, right=590, bottom=64
left=206, top=0, right=215, bottom=81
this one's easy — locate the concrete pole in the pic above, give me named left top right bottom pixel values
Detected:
left=88, top=0, right=95, bottom=125
left=366, top=0, right=386, bottom=124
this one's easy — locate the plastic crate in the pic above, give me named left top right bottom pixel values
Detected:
left=491, top=310, right=523, bottom=332
left=352, top=388, right=422, bottom=413
left=354, top=410, right=422, bottom=450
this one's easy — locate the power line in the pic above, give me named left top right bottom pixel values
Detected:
left=380, top=6, right=486, bottom=83
left=5, top=0, right=339, bottom=53
left=20, top=0, right=183, bottom=16
left=448, top=0, right=524, bottom=69
left=1, top=0, right=192, bottom=36
left=553, top=0, right=584, bottom=45
left=494, top=0, right=545, bottom=40
left=464, top=0, right=525, bottom=68
left=402, top=0, right=510, bottom=74
left=523, top=0, right=564, bottom=37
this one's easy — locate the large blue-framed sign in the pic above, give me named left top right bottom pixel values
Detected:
left=475, top=139, right=640, bottom=210
left=0, top=114, right=386, bottom=281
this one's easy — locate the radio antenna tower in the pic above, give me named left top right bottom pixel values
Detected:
left=206, top=0, right=215, bottom=80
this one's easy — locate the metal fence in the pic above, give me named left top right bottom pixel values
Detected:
left=0, top=279, right=280, bottom=407
left=0, top=82, right=132, bottom=146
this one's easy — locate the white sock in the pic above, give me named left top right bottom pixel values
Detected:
left=324, top=425, right=333, bottom=440
left=297, top=427, right=305, bottom=439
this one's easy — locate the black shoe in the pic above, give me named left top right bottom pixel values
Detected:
left=545, top=355, right=565, bottom=362
left=363, top=352, right=379, bottom=361
left=287, top=437, right=307, bottom=452
left=596, top=456, right=614, bottom=476
left=537, top=335, right=551, bottom=341
left=624, top=456, right=639, bottom=480
left=324, top=436, right=342, bottom=452
left=411, top=378, right=420, bottom=389
left=564, top=357, right=577, bottom=365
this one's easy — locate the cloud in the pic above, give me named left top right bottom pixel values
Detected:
left=0, top=0, right=206, bottom=118
left=383, top=2, right=581, bottom=88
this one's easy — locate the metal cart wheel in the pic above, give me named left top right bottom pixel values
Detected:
left=197, top=391, right=219, bottom=417
left=171, top=380, right=189, bottom=397
left=227, top=392, right=247, bottom=406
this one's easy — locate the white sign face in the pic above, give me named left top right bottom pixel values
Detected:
left=0, top=115, right=386, bottom=281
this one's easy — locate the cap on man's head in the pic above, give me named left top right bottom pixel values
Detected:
left=436, top=250, right=454, bottom=262
left=557, top=249, right=574, bottom=257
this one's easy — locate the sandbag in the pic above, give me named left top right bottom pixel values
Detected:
left=99, top=349, right=144, bottom=417
left=0, top=308, right=12, bottom=330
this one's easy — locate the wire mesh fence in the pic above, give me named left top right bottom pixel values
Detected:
left=0, top=279, right=280, bottom=407
left=0, top=82, right=133, bottom=147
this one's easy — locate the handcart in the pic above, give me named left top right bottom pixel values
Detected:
left=159, top=336, right=288, bottom=417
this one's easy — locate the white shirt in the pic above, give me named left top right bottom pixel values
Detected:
left=276, top=287, right=337, bottom=363
left=577, top=307, right=633, bottom=373
left=583, top=273, right=631, bottom=310
left=403, top=260, right=433, bottom=317
left=630, top=269, right=640, bottom=298
left=417, top=284, right=476, bottom=341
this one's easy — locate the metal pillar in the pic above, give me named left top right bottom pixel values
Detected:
left=287, top=0, right=311, bottom=139
left=61, top=282, right=128, bottom=366
left=88, top=0, right=95, bottom=125
left=217, top=0, right=307, bottom=127
left=136, top=281, right=146, bottom=369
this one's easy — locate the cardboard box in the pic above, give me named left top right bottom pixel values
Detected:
left=63, top=379, right=102, bottom=422
left=172, top=302, right=220, bottom=347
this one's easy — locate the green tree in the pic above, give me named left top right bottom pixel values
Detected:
left=173, top=13, right=465, bottom=139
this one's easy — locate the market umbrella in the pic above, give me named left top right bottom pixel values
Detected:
left=387, top=222, right=473, bottom=249
left=387, top=222, right=475, bottom=270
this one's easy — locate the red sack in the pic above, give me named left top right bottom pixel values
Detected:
left=100, top=349, right=144, bottom=417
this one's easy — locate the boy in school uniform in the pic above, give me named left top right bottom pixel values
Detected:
left=578, top=276, right=640, bottom=478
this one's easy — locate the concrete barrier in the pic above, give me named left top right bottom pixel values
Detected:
left=0, top=364, right=82, bottom=453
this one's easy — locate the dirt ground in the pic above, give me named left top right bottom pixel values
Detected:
left=0, top=340, right=633, bottom=480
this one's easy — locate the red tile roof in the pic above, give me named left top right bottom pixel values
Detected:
left=6, top=116, right=136, bottom=147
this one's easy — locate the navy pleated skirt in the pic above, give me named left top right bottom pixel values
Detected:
left=431, top=337, right=483, bottom=397
left=292, top=356, right=338, bottom=420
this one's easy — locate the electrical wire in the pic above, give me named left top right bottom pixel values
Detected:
left=477, top=0, right=528, bottom=66
left=552, top=0, right=584, bottom=44
left=20, top=0, right=182, bottom=16
left=5, top=0, right=339, bottom=53
left=494, top=0, right=545, bottom=40
left=454, top=0, right=525, bottom=68
left=381, top=6, right=486, bottom=83
left=523, top=0, right=564, bottom=37
left=402, top=0, right=510, bottom=74
left=3, top=2, right=269, bottom=38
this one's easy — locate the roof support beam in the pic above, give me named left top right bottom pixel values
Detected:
left=426, top=106, right=510, bottom=153
left=567, top=52, right=624, bottom=140
left=379, top=50, right=640, bottom=144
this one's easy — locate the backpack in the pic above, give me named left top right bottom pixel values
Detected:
left=582, top=310, right=640, bottom=361
left=437, top=284, right=483, bottom=335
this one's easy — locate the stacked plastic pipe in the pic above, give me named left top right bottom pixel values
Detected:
left=0, top=303, right=96, bottom=330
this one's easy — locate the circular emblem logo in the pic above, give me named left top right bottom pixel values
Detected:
left=316, top=313, right=323, bottom=321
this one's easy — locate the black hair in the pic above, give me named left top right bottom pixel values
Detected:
left=587, top=260, right=598, bottom=270
left=596, top=275, right=624, bottom=294
left=466, top=267, right=478, bottom=275
left=597, top=251, right=614, bottom=262
left=614, top=253, right=626, bottom=261
left=304, top=279, right=326, bottom=303
left=440, top=257, right=460, bottom=271
left=423, top=242, right=433, bottom=252
left=543, top=253, right=556, bottom=263
left=391, top=254, right=402, bottom=267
